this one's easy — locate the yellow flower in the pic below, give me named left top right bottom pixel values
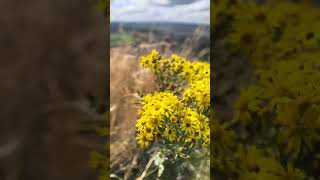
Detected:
left=199, top=122, right=210, bottom=147
left=198, top=114, right=209, bottom=127
left=198, top=122, right=209, bottom=138
left=164, top=126, right=177, bottom=142
left=146, top=117, right=163, bottom=130
left=180, top=108, right=199, bottom=134
left=136, top=117, right=148, bottom=132
left=185, top=134, right=200, bottom=147
left=181, top=118, right=196, bottom=134
left=137, top=132, right=153, bottom=148
left=202, top=130, right=210, bottom=148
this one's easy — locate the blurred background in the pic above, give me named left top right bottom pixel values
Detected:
left=0, top=0, right=107, bottom=179
left=110, top=0, right=210, bottom=179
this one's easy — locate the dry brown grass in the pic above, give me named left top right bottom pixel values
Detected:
left=110, top=46, right=158, bottom=178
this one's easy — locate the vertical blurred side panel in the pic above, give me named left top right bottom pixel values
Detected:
left=38, top=1, right=109, bottom=180
left=211, top=1, right=320, bottom=179
left=0, top=0, right=108, bottom=180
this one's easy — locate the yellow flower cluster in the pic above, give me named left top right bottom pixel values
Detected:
left=136, top=92, right=182, bottom=148
left=139, top=50, right=161, bottom=73
left=183, top=78, right=210, bottom=112
left=140, top=50, right=210, bottom=111
left=181, top=108, right=210, bottom=147
left=180, top=61, right=210, bottom=111
left=136, top=50, right=210, bottom=149
left=181, top=61, right=210, bottom=83
left=159, top=54, right=187, bottom=73
left=136, top=93, right=210, bottom=148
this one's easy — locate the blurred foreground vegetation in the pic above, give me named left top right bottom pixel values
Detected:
left=211, top=0, right=320, bottom=179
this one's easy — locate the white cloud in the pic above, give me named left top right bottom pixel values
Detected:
left=151, top=0, right=171, bottom=6
left=111, top=0, right=210, bottom=24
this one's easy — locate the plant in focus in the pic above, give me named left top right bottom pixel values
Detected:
left=135, top=50, right=210, bottom=178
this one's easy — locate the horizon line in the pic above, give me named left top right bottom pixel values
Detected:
left=110, top=20, right=210, bottom=26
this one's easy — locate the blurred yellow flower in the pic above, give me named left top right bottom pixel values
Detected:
left=164, top=126, right=177, bottom=142
left=137, top=132, right=153, bottom=148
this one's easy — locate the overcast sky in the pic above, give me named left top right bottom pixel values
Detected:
left=111, top=0, right=210, bottom=24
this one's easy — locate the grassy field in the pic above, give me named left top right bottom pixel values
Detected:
left=111, top=33, right=135, bottom=47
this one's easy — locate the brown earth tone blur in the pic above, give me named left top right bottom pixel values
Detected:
left=0, top=0, right=108, bottom=180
